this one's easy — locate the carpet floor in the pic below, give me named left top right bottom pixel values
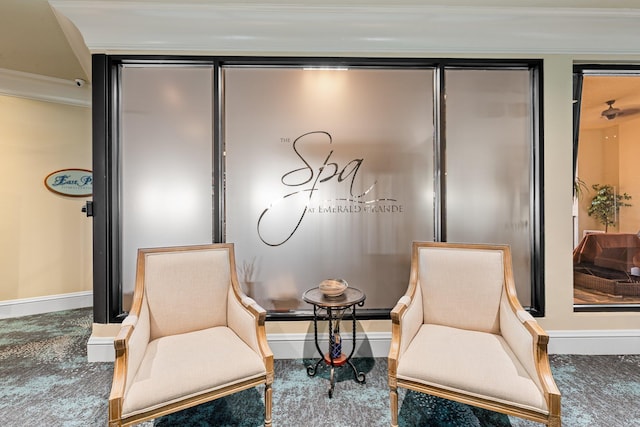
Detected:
left=1, top=308, right=639, bottom=426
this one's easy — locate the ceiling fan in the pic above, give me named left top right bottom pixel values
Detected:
left=601, top=99, right=640, bottom=120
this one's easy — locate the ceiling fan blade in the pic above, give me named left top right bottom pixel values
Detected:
left=620, top=107, right=640, bottom=116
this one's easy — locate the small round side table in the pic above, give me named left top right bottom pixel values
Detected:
left=302, top=286, right=366, bottom=398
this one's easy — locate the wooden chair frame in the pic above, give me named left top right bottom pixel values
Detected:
left=108, top=243, right=274, bottom=427
left=388, top=242, right=561, bottom=426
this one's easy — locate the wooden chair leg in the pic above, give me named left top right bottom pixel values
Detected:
left=390, top=386, right=399, bottom=427
left=264, top=382, right=273, bottom=427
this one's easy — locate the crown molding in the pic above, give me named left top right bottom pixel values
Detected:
left=0, top=68, right=91, bottom=107
left=50, top=4, right=92, bottom=80
left=49, top=1, right=640, bottom=56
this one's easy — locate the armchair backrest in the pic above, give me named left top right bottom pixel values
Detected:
left=138, top=245, right=233, bottom=341
left=417, top=243, right=507, bottom=334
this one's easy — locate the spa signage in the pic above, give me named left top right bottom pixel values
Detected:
left=44, top=169, right=93, bottom=197
left=257, top=131, right=401, bottom=246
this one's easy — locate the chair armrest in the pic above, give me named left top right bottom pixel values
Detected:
left=389, top=285, right=423, bottom=372
left=500, top=298, right=561, bottom=414
left=516, top=309, right=561, bottom=414
left=227, top=286, right=274, bottom=368
left=390, top=296, right=413, bottom=325
left=108, top=307, right=151, bottom=424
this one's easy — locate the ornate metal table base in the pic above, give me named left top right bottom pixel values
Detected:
left=303, top=287, right=366, bottom=398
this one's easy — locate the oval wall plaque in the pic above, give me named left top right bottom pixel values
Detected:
left=44, top=169, right=93, bottom=197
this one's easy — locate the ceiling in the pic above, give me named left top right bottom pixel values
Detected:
left=49, top=1, right=640, bottom=56
left=0, top=0, right=87, bottom=81
left=3, top=0, right=640, bottom=82
left=580, top=76, right=640, bottom=130
left=3, top=0, right=640, bottom=126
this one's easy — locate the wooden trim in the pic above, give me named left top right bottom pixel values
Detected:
left=118, top=376, right=268, bottom=427
left=128, top=249, right=147, bottom=319
left=390, top=387, right=399, bottom=427
left=227, top=243, right=275, bottom=380
left=225, top=243, right=274, bottom=424
left=397, top=378, right=551, bottom=425
left=388, top=241, right=422, bottom=386
left=500, top=243, right=562, bottom=422
left=108, top=243, right=273, bottom=427
left=388, top=242, right=561, bottom=426
left=108, top=324, right=133, bottom=426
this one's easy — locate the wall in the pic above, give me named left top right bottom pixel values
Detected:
left=43, top=0, right=640, bottom=360
left=498, top=55, right=640, bottom=335
left=577, top=126, right=621, bottom=234
left=266, top=55, right=640, bottom=342
left=0, top=92, right=92, bottom=304
left=576, top=128, right=602, bottom=234
left=4, top=56, right=638, bottom=356
left=619, top=119, right=640, bottom=232
left=578, top=120, right=640, bottom=235
left=84, top=55, right=640, bottom=360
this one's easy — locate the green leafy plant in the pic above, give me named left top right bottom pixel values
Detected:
left=574, top=176, right=587, bottom=200
left=587, top=184, right=632, bottom=232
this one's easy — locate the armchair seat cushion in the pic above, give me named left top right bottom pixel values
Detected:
left=122, top=326, right=266, bottom=418
left=397, top=324, right=547, bottom=414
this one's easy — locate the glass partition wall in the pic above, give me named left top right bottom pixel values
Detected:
left=445, top=69, right=538, bottom=307
left=119, top=66, right=215, bottom=310
left=573, top=66, right=640, bottom=311
left=92, top=57, right=543, bottom=322
left=224, top=67, right=434, bottom=312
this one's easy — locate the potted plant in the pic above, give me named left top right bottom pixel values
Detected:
left=587, top=184, right=632, bottom=232
left=574, top=176, right=587, bottom=200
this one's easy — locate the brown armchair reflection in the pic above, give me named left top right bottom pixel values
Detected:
left=574, top=233, right=640, bottom=300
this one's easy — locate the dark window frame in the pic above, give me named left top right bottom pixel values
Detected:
left=572, top=64, right=640, bottom=313
left=92, top=55, right=545, bottom=323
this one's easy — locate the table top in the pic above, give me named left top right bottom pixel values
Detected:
left=302, top=287, right=365, bottom=308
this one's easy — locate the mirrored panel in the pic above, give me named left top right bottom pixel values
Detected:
left=224, top=67, right=435, bottom=312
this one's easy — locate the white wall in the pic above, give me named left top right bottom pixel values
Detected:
left=3, top=56, right=640, bottom=356
left=41, top=1, right=640, bottom=357
left=0, top=74, right=92, bottom=308
left=619, top=119, right=640, bottom=232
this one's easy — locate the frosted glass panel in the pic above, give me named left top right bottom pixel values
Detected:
left=120, top=66, right=214, bottom=309
left=445, top=69, right=532, bottom=306
left=224, top=68, right=434, bottom=311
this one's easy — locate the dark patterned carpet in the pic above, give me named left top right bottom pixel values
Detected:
left=1, top=308, right=639, bottom=426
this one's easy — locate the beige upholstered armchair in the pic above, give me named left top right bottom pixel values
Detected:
left=388, top=242, right=561, bottom=426
left=108, top=244, right=274, bottom=427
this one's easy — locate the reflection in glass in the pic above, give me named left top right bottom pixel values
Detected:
left=573, top=74, right=640, bottom=307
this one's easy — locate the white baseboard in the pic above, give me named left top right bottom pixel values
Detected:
left=87, top=336, right=117, bottom=362
left=0, top=291, right=93, bottom=319
left=85, top=328, right=640, bottom=363
left=86, top=331, right=393, bottom=363
left=548, top=329, right=640, bottom=355
left=267, top=332, right=392, bottom=360
left=267, top=330, right=640, bottom=358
